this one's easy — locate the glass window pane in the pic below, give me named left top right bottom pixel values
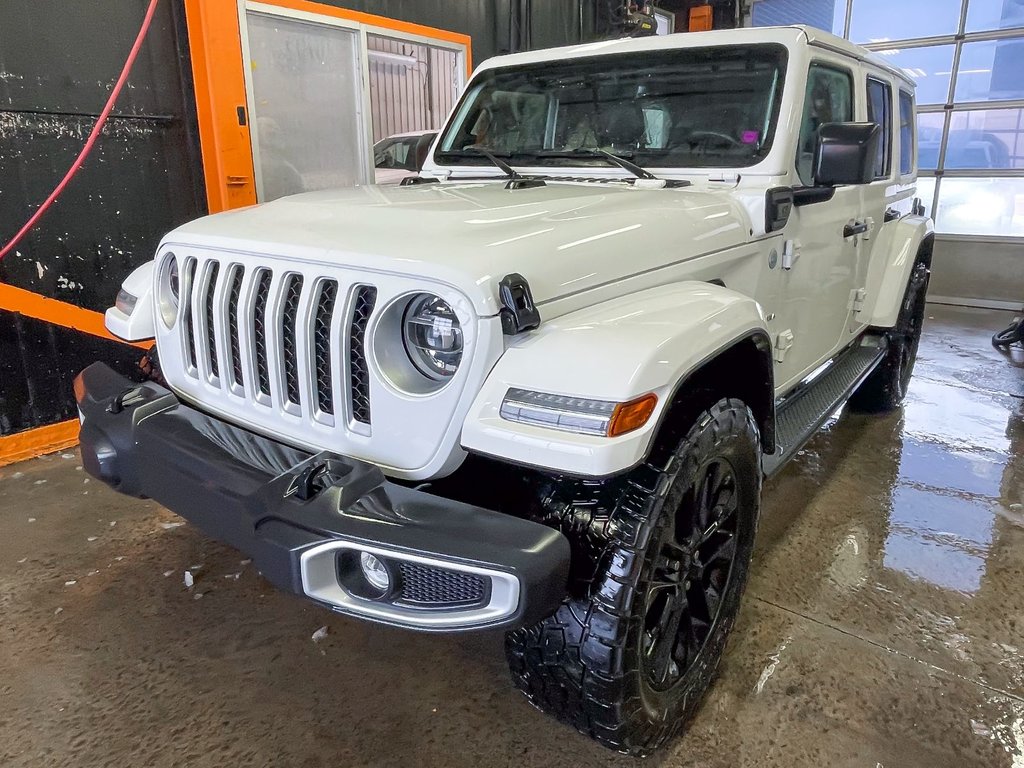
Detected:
left=965, top=0, right=1024, bottom=32
left=367, top=33, right=463, bottom=143
left=955, top=38, right=1024, bottom=102
left=797, top=64, right=854, bottom=185
left=874, top=45, right=955, bottom=105
left=916, top=112, right=946, bottom=169
left=915, top=176, right=937, bottom=220
left=849, top=0, right=961, bottom=43
left=899, top=91, right=915, bottom=173
left=935, top=177, right=1024, bottom=236
left=867, top=78, right=893, bottom=177
left=751, top=0, right=845, bottom=34
left=944, top=108, right=1024, bottom=169
left=246, top=13, right=366, bottom=201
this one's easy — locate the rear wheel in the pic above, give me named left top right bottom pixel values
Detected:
left=849, top=259, right=929, bottom=413
left=505, top=399, right=761, bottom=756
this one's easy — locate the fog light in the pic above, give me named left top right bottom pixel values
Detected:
left=360, top=552, right=391, bottom=592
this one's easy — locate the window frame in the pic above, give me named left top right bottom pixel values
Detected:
left=866, top=76, right=894, bottom=180
left=898, top=89, right=917, bottom=177
left=796, top=60, right=856, bottom=187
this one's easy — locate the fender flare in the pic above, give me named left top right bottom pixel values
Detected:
left=105, top=260, right=155, bottom=342
left=461, top=281, right=773, bottom=477
left=865, top=215, right=934, bottom=328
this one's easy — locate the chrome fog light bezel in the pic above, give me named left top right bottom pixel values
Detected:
left=301, top=541, right=520, bottom=630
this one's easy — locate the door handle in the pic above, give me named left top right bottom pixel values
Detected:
left=843, top=220, right=869, bottom=238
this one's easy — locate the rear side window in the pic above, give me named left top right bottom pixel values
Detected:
left=797, top=64, right=854, bottom=185
left=898, top=90, right=915, bottom=175
left=867, top=78, right=893, bottom=178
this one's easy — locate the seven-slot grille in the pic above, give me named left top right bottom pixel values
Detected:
left=179, top=257, right=376, bottom=427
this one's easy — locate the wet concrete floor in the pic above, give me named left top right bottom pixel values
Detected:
left=1, top=303, right=1023, bottom=767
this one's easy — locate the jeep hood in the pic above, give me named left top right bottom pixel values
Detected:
left=165, top=181, right=750, bottom=317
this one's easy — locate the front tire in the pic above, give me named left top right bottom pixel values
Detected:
left=505, top=399, right=761, bottom=756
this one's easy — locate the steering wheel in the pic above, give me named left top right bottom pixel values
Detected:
left=687, top=130, right=743, bottom=149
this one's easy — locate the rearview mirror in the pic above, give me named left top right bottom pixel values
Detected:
left=814, top=122, right=880, bottom=187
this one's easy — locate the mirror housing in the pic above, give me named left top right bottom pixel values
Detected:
left=814, top=122, right=880, bottom=186
left=765, top=187, right=794, bottom=232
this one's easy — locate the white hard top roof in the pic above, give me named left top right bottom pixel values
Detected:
left=475, top=25, right=915, bottom=89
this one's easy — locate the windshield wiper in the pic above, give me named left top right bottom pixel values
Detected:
left=460, top=148, right=546, bottom=189
left=527, top=149, right=690, bottom=187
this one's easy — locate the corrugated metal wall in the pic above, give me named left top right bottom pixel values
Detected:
left=367, top=34, right=461, bottom=141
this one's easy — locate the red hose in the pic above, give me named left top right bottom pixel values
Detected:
left=0, top=0, right=161, bottom=262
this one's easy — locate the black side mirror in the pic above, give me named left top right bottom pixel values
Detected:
left=412, top=134, right=434, bottom=171
left=814, top=122, right=880, bottom=186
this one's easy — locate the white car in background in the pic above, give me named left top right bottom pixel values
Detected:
left=373, top=130, right=437, bottom=185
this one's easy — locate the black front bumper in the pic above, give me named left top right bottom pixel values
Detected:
left=74, top=363, right=570, bottom=631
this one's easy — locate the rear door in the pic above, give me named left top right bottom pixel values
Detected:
left=847, top=74, right=898, bottom=335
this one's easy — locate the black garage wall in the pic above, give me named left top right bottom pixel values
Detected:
left=0, top=0, right=205, bottom=435
left=0, top=0, right=599, bottom=439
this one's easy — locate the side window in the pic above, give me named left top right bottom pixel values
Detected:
left=797, top=64, right=854, bottom=185
left=866, top=77, right=893, bottom=179
left=898, top=90, right=915, bottom=175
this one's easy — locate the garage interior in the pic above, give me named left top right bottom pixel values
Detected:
left=1, top=1, right=1023, bottom=766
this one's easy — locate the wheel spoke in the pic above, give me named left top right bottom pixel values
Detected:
left=699, top=530, right=736, bottom=567
left=686, top=578, right=712, bottom=624
left=641, top=456, right=745, bottom=692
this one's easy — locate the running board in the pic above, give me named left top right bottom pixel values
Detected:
left=762, top=337, right=888, bottom=478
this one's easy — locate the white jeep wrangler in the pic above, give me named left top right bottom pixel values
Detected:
left=82, top=25, right=932, bottom=755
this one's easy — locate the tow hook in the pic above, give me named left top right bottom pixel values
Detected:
left=286, top=457, right=385, bottom=503
left=107, top=386, right=147, bottom=414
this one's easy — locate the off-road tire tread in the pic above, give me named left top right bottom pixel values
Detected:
left=505, top=399, right=760, bottom=756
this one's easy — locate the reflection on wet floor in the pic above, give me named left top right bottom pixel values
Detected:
left=0, top=303, right=1022, bottom=767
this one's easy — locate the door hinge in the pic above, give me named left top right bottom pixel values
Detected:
left=773, top=329, right=795, bottom=363
left=782, top=239, right=801, bottom=270
left=848, top=288, right=867, bottom=314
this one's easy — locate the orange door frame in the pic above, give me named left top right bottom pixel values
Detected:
left=183, top=0, right=472, bottom=214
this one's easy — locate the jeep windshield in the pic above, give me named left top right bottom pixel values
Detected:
left=436, top=44, right=787, bottom=171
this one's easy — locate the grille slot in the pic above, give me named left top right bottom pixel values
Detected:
left=397, top=562, right=488, bottom=607
left=281, top=274, right=304, bottom=406
left=204, top=262, right=220, bottom=379
left=253, top=269, right=272, bottom=398
left=313, top=280, right=338, bottom=415
left=349, top=286, right=376, bottom=425
left=183, top=258, right=198, bottom=371
left=227, top=265, right=244, bottom=387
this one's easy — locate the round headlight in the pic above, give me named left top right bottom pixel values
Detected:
left=401, top=294, right=463, bottom=380
left=158, top=253, right=179, bottom=328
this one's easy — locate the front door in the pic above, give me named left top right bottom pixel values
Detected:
left=774, top=60, right=864, bottom=392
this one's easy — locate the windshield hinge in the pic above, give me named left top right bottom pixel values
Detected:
left=498, top=273, right=541, bottom=335
left=707, top=172, right=741, bottom=184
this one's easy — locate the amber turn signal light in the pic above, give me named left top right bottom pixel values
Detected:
left=607, top=393, right=658, bottom=437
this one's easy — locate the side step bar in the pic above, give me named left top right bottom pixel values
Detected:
left=762, top=336, right=888, bottom=478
